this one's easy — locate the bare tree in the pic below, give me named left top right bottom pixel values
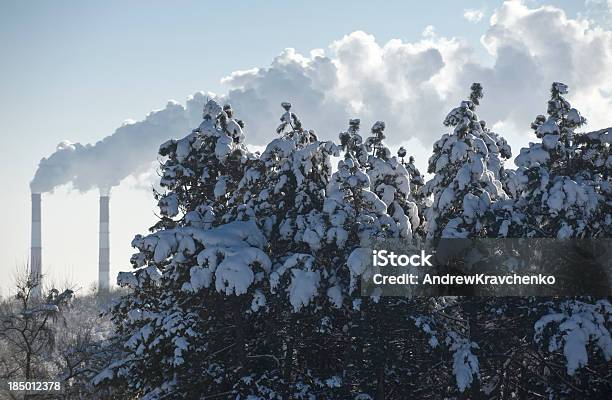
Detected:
left=0, top=270, right=123, bottom=399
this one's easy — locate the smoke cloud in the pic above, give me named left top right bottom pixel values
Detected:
left=30, top=95, right=210, bottom=194
left=31, top=1, right=612, bottom=193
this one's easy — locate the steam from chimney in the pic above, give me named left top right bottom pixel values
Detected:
left=27, top=93, right=213, bottom=293
left=28, top=24, right=612, bottom=195
left=30, top=193, right=42, bottom=295
left=99, top=190, right=110, bottom=291
left=29, top=93, right=211, bottom=195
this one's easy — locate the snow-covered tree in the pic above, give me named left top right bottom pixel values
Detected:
left=508, top=82, right=610, bottom=238
left=339, top=118, right=369, bottom=167
left=229, top=104, right=350, bottom=397
left=365, top=123, right=419, bottom=241
left=154, top=99, right=249, bottom=231
left=478, top=83, right=612, bottom=399
left=400, top=152, right=427, bottom=237
left=422, top=83, right=509, bottom=239
left=96, top=87, right=610, bottom=399
left=328, top=122, right=430, bottom=397
left=94, top=101, right=273, bottom=398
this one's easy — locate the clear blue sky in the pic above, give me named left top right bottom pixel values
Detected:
left=0, top=0, right=588, bottom=294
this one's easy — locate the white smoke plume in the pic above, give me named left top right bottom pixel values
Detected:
left=30, top=95, right=210, bottom=194
left=31, top=1, right=612, bottom=193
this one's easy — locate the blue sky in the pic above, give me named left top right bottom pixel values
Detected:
left=0, top=0, right=606, bottom=294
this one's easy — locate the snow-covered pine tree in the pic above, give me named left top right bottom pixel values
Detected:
left=339, top=118, right=369, bottom=167
left=323, top=120, right=420, bottom=254
left=499, top=84, right=612, bottom=397
left=422, top=83, right=509, bottom=240
left=481, top=84, right=612, bottom=399
left=415, top=83, right=520, bottom=395
left=467, top=84, right=511, bottom=183
left=226, top=102, right=339, bottom=308
left=94, top=87, right=611, bottom=399
left=401, top=153, right=427, bottom=237
left=510, top=82, right=609, bottom=238
left=96, top=100, right=276, bottom=399
left=330, top=121, right=426, bottom=397
left=153, top=100, right=250, bottom=231
left=325, top=122, right=396, bottom=252
left=230, top=103, right=352, bottom=397
left=364, top=122, right=420, bottom=241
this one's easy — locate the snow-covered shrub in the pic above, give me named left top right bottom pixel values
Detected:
left=535, top=299, right=611, bottom=376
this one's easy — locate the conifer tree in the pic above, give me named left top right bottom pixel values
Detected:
left=365, top=123, right=419, bottom=240
left=418, top=83, right=518, bottom=394
left=98, top=101, right=274, bottom=398
left=422, top=83, right=509, bottom=240
left=509, top=82, right=608, bottom=238
left=94, top=88, right=611, bottom=400
left=154, top=99, right=250, bottom=231
left=488, top=84, right=612, bottom=400
left=339, top=118, right=369, bottom=167
left=469, top=85, right=512, bottom=182
left=230, top=103, right=348, bottom=397
left=401, top=153, right=427, bottom=237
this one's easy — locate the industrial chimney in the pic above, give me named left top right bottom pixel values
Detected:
left=30, top=192, right=42, bottom=295
left=99, top=191, right=110, bottom=291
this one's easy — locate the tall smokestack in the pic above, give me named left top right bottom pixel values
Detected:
left=30, top=193, right=42, bottom=295
left=99, top=192, right=110, bottom=291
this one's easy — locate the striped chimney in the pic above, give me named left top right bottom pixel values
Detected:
left=30, top=193, right=42, bottom=295
left=99, top=193, right=110, bottom=291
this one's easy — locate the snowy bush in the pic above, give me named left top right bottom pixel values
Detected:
left=535, top=299, right=612, bottom=375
